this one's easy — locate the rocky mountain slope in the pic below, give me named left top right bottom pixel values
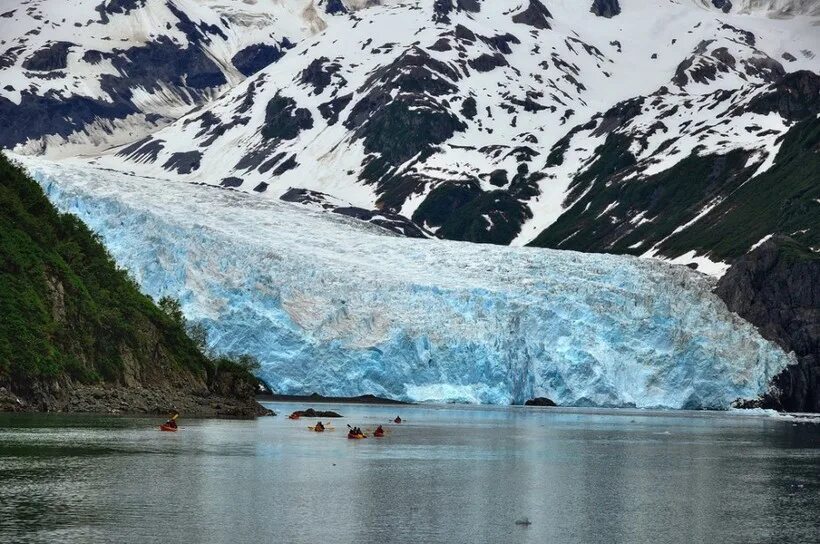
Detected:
left=716, top=236, right=819, bottom=412
left=0, top=154, right=265, bottom=415
left=2, top=0, right=817, bottom=271
left=0, top=0, right=314, bottom=154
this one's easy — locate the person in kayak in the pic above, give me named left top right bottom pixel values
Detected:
left=374, top=425, right=385, bottom=437
left=394, top=416, right=402, bottom=424
left=315, top=421, right=325, bottom=432
left=164, top=410, right=179, bottom=429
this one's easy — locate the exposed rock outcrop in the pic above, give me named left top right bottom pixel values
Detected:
left=524, top=397, right=557, bottom=407
left=716, top=236, right=819, bottom=412
left=590, top=0, right=621, bottom=18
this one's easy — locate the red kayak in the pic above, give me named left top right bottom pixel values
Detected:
left=160, top=424, right=178, bottom=432
left=374, top=431, right=385, bottom=438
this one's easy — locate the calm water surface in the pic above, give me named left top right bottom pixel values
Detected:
left=1, top=404, right=818, bottom=544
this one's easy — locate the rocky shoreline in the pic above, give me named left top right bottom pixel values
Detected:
left=0, top=384, right=272, bottom=418
left=259, top=392, right=409, bottom=405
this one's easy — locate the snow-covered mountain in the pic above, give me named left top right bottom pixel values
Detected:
left=0, top=0, right=317, bottom=154
left=2, top=0, right=818, bottom=272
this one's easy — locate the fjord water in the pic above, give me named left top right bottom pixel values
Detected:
left=1, top=405, right=818, bottom=544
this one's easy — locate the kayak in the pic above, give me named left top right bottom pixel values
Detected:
left=308, top=426, right=335, bottom=432
left=160, top=424, right=178, bottom=432
left=347, top=433, right=367, bottom=440
left=288, top=413, right=300, bottom=420
left=374, top=431, right=385, bottom=438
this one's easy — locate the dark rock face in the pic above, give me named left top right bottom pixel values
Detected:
left=96, top=0, right=147, bottom=21
left=82, top=50, right=104, bottom=65
left=0, top=91, right=134, bottom=150
left=324, top=0, right=348, bottom=15
left=318, top=93, right=353, bottom=125
left=469, top=52, right=508, bottom=72
left=162, top=151, right=202, bottom=174
left=512, top=0, right=552, bottom=30
left=220, top=176, right=243, bottom=188
left=332, top=207, right=429, bottom=238
left=746, top=70, right=820, bottom=122
left=719, top=23, right=755, bottom=47
left=231, top=44, right=285, bottom=77
left=281, top=188, right=429, bottom=238
left=715, top=237, right=819, bottom=412
left=413, top=180, right=482, bottom=229
left=433, top=0, right=454, bottom=23
left=300, top=57, right=343, bottom=95
left=281, top=187, right=336, bottom=209
left=489, top=169, right=508, bottom=187
left=590, top=0, right=621, bottom=18
left=460, top=96, right=477, bottom=119
left=413, top=176, right=537, bottom=245
left=261, top=94, right=313, bottom=140
left=344, top=47, right=466, bottom=207
left=0, top=46, right=23, bottom=69
left=432, top=0, right=480, bottom=22
left=22, top=41, right=74, bottom=71
left=525, top=397, right=557, bottom=407
left=164, top=2, right=227, bottom=45
left=712, top=0, right=733, bottom=13
left=458, top=0, right=481, bottom=12
left=102, top=37, right=228, bottom=96
left=116, top=136, right=165, bottom=163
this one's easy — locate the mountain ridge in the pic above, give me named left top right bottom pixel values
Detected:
left=3, top=0, right=811, bottom=271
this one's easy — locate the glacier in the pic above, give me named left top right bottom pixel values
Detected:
left=19, top=157, right=794, bottom=409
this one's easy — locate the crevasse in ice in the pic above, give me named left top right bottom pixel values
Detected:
left=24, top=158, right=793, bottom=408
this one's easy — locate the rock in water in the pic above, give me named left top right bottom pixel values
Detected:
left=524, top=397, right=557, bottom=407
left=293, top=408, right=343, bottom=418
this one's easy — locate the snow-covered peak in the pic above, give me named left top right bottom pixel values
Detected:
left=2, top=0, right=818, bottom=271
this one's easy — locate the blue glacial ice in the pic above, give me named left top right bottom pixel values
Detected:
left=22, top=157, right=794, bottom=408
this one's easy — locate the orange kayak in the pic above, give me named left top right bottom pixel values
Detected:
left=288, top=413, right=300, bottom=420
left=347, top=433, right=367, bottom=440
left=160, top=424, right=177, bottom=432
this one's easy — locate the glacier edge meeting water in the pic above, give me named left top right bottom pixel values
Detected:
left=22, top=158, right=795, bottom=409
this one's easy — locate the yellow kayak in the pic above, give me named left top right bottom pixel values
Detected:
left=308, top=426, right=335, bottom=432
